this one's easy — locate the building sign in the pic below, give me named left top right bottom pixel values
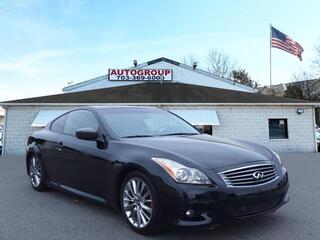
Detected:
left=108, top=69, right=173, bottom=81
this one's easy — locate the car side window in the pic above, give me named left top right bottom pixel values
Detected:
left=63, top=110, right=99, bottom=136
left=50, top=114, right=68, bottom=133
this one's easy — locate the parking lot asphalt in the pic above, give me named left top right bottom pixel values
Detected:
left=0, top=153, right=319, bottom=240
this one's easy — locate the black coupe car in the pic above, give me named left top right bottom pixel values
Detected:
left=26, top=106, right=289, bottom=234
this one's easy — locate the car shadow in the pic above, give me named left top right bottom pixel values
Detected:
left=44, top=187, right=288, bottom=239
left=44, top=186, right=121, bottom=216
left=154, top=213, right=288, bottom=239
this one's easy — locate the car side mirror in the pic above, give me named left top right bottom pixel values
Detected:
left=76, top=128, right=98, bottom=141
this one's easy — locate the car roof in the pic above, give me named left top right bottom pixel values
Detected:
left=86, top=105, right=164, bottom=112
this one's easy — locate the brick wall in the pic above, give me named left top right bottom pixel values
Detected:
left=3, top=104, right=316, bottom=155
left=165, top=105, right=316, bottom=153
left=4, top=105, right=81, bottom=155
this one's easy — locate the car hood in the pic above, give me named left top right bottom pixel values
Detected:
left=121, top=134, right=273, bottom=170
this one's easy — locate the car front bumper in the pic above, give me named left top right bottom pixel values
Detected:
left=156, top=171, right=289, bottom=227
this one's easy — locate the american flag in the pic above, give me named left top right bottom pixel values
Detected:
left=271, top=26, right=304, bottom=61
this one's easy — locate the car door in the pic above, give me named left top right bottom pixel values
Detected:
left=57, top=110, right=108, bottom=199
left=43, top=113, right=69, bottom=183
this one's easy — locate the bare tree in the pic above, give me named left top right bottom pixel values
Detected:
left=182, top=54, right=199, bottom=67
left=286, top=71, right=320, bottom=101
left=284, top=85, right=303, bottom=99
left=312, top=44, right=320, bottom=76
left=291, top=71, right=314, bottom=82
left=206, top=49, right=236, bottom=78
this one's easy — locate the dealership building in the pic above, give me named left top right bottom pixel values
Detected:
left=1, top=57, right=318, bottom=154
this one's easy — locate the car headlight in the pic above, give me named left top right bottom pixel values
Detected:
left=151, top=157, right=212, bottom=185
left=271, top=150, right=282, bottom=166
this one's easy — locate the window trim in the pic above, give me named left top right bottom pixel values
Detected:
left=268, top=118, right=289, bottom=140
left=50, top=113, right=69, bottom=134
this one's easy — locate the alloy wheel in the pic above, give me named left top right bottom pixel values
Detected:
left=122, top=177, right=153, bottom=229
left=29, top=156, right=42, bottom=188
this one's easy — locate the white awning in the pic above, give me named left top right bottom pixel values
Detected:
left=170, top=109, right=220, bottom=125
left=31, top=110, right=67, bottom=127
left=0, top=107, right=4, bottom=117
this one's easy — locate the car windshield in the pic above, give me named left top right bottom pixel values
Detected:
left=98, top=108, right=199, bottom=138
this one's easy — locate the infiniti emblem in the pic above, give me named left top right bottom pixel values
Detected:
left=252, top=171, right=264, bottom=180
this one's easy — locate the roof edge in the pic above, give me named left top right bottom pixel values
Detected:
left=62, top=75, right=107, bottom=92
left=1, top=102, right=318, bottom=106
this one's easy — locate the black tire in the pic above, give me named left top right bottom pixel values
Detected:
left=120, top=171, right=161, bottom=235
left=27, top=154, right=48, bottom=192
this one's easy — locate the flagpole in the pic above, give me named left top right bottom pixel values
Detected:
left=269, top=23, right=272, bottom=87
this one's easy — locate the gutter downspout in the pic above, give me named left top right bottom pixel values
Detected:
left=1, top=105, right=7, bottom=155
left=312, top=106, right=318, bottom=152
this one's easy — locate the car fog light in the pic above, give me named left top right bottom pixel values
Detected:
left=185, top=209, right=195, bottom=218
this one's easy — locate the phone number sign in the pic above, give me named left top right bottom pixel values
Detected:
left=108, top=69, right=173, bottom=81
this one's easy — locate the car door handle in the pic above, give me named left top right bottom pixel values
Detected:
left=56, top=142, right=64, bottom=151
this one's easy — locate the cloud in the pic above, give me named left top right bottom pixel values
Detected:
left=0, top=0, right=36, bottom=13
left=0, top=50, right=68, bottom=77
left=57, top=0, right=87, bottom=16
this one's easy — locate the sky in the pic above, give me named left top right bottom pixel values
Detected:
left=0, top=0, right=320, bottom=101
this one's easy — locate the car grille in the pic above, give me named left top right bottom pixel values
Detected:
left=219, top=164, right=278, bottom=187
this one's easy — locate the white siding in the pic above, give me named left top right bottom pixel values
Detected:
left=63, top=61, right=253, bottom=93
left=165, top=105, right=316, bottom=153
left=4, top=105, right=81, bottom=155
left=64, top=75, right=145, bottom=93
left=3, top=105, right=316, bottom=155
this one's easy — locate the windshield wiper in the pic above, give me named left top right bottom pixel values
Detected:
left=122, top=135, right=155, bottom=138
left=122, top=133, right=198, bottom=138
left=158, top=133, right=198, bottom=136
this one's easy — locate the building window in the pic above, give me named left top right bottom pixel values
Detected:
left=195, top=125, right=213, bottom=135
left=268, top=119, right=288, bottom=139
